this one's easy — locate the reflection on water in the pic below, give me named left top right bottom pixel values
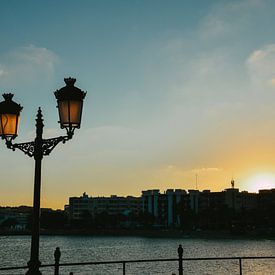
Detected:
left=0, top=236, right=275, bottom=274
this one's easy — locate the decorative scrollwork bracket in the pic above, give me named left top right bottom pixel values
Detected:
left=6, top=141, right=35, bottom=157
left=6, top=135, right=72, bottom=158
left=42, top=135, right=71, bottom=156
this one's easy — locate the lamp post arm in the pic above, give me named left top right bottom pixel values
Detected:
left=5, top=134, right=73, bottom=158
left=42, top=134, right=73, bottom=156
left=6, top=140, right=35, bottom=157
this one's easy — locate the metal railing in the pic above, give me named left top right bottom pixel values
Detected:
left=0, top=245, right=274, bottom=275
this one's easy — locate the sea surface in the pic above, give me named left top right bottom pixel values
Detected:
left=0, top=235, right=275, bottom=274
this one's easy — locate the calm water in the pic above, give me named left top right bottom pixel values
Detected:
left=0, top=235, right=275, bottom=274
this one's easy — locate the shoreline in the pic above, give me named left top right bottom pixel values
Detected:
left=1, top=229, right=274, bottom=240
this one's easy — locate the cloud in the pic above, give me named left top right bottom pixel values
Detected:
left=155, top=1, right=268, bottom=102
left=191, top=167, right=222, bottom=173
left=0, top=45, right=58, bottom=88
left=199, top=0, right=265, bottom=39
left=246, top=44, right=275, bottom=88
left=0, top=67, right=7, bottom=77
left=12, top=44, right=57, bottom=71
left=159, top=165, right=222, bottom=177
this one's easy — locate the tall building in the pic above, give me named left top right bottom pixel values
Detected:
left=141, top=189, right=160, bottom=217
left=258, top=189, right=275, bottom=210
left=142, top=189, right=187, bottom=227
left=223, top=179, right=257, bottom=211
left=188, top=190, right=200, bottom=213
left=68, top=192, right=93, bottom=220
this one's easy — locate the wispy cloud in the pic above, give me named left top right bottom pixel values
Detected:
left=0, top=45, right=58, bottom=89
left=191, top=167, right=222, bottom=173
left=199, top=0, right=265, bottom=39
left=157, top=165, right=222, bottom=178
left=0, top=64, right=8, bottom=77
left=11, top=44, right=57, bottom=71
left=246, top=44, right=275, bottom=88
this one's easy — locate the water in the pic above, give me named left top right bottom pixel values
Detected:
left=0, top=235, right=275, bottom=274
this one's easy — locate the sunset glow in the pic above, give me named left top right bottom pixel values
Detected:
left=243, top=173, right=275, bottom=193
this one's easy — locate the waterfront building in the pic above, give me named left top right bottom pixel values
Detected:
left=0, top=207, right=29, bottom=230
left=188, top=189, right=200, bottom=213
left=141, top=182, right=258, bottom=228
left=199, top=190, right=226, bottom=211
left=141, top=189, right=187, bottom=227
left=198, top=180, right=257, bottom=212
left=68, top=192, right=93, bottom=220
left=223, top=180, right=257, bottom=211
left=166, top=189, right=187, bottom=226
left=92, top=195, right=141, bottom=216
left=258, top=189, right=275, bottom=210
left=67, top=192, right=141, bottom=221
left=198, top=188, right=257, bottom=212
left=141, top=189, right=160, bottom=218
left=66, top=184, right=264, bottom=228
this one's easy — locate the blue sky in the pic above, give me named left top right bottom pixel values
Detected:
left=1, top=0, right=275, bottom=208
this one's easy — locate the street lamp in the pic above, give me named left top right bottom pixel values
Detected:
left=0, top=78, right=86, bottom=275
left=0, top=93, right=23, bottom=141
left=55, top=77, right=85, bottom=135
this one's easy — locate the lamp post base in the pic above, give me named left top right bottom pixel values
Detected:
left=26, top=260, right=42, bottom=275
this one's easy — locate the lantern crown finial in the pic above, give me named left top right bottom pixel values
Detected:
left=3, top=93, right=14, bottom=101
left=64, top=77, right=76, bottom=87
left=0, top=93, right=23, bottom=114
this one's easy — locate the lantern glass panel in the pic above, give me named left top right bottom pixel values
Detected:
left=58, top=100, right=82, bottom=128
left=0, top=113, right=19, bottom=137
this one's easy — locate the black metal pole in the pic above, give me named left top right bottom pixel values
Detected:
left=26, top=108, right=44, bottom=275
left=239, top=258, right=242, bottom=275
left=178, top=244, right=183, bottom=275
left=54, top=247, right=61, bottom=275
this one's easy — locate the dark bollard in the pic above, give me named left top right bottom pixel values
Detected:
left=239, top=258, right=242, bottom=275
left=54, top=247, right=61, bottom=275
left=178, top=244, right=183, bottom=275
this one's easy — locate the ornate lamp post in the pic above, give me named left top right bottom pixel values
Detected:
left=0, top=78, right=86, bottom=275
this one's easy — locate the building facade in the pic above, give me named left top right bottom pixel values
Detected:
left=141, top=189, right=187, bottom=227
left=141, top=183, right=258, bottom=228
left=66, top=184, right=264, bottom=228
left=67, top=192, right=141, bottom=221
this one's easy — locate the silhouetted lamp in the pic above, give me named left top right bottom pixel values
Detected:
left=0, top=93, right=23, bottom=141
left=0, top=77, right=86, bottom=274
left=54, top=78, right=86, bottom=136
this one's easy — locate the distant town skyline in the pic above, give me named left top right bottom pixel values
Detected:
left=2, top=187, right=274, bottom=235
left=2, top=184, right=275, bottom=210
left=1, top=0, right=275, bottom=209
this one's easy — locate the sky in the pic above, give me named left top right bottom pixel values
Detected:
left=1, top=0, right=275, bottom=209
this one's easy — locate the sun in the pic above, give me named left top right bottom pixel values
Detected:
left=243, top=173, right=275, bottom=193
